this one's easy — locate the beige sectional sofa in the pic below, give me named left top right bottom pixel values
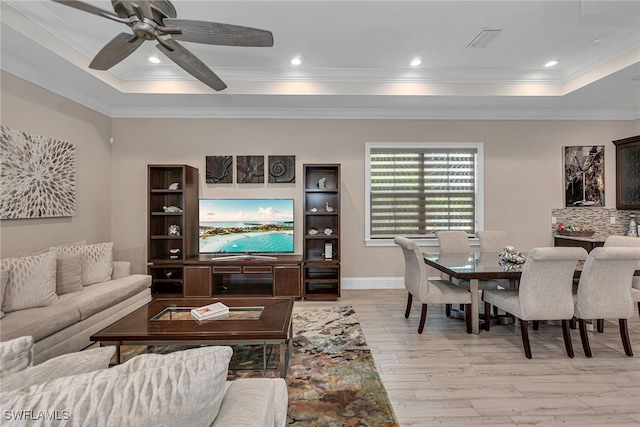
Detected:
left=0, top=337, right=287, bottom=427
left=0, top=242, right=152, bottom=363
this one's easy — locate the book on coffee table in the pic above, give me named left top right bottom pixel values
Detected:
left=191, top=302, right=229, bottom=320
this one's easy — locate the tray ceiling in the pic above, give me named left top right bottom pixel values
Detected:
left=1, top=0, right=639, bottom=119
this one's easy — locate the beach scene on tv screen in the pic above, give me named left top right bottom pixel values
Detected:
left=199, top=199, right=294, bottom=253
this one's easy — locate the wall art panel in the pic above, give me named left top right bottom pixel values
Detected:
left=0, top=126, right=76, bottom=219
left=564, top=145, right=604, bottom=207
left=268, top=155, right=295, bottom=183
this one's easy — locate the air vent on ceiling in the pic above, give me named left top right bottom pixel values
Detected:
left=467, top=29, right=503, bottom=48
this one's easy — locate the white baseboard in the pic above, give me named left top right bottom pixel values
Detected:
left=341, top=276, right=444, bottom=290
left=342, top=277, right=404, bottom=289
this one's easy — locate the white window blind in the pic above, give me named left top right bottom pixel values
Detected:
left=368, top=146, right=478, bottom=238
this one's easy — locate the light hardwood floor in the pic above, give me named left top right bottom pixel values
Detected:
left=298, top=289, right=640, bottom=426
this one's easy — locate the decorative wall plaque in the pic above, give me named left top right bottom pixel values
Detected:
left=206, top=155, right=232, bottom=183
left=237, top=155, right=264, bottom=183
left=0, top=126, right=76, bottom=219
left=268, top=155, right=295, bottom=183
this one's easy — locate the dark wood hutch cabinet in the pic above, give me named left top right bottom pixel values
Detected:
left=613, top=135, right=640, bottom=210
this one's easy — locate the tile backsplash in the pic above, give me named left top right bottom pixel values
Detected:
left=551, top=207, right=640, bottom=237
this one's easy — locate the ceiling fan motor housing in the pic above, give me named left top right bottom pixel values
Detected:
left=111, top=0, right=176, bottom=22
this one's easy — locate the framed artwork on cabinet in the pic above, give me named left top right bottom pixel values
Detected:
left=563, top=145, right=604, bottom=207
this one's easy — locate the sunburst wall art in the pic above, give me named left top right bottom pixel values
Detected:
left=0, top=126, right=76, bottom=219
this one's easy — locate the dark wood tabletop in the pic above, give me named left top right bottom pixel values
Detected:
left=91, top=297, right=294, bottom=342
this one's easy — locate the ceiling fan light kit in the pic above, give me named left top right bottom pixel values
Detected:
left=50, top=0, right=274, bottom=91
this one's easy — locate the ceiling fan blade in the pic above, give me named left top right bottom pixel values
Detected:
left=156, top=38, right=227, bottom=91
left=131, top=1, right=153, bottom=20
left=50, top=0, right=127, bottom=24
left=89, top=33, right=145, bottom=70
left=163, top=19, right=274, bottom=47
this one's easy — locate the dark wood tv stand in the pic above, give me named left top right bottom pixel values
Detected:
left=183, top=255, right=302, bottom=298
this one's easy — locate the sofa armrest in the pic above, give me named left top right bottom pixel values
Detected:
left=112, top=261, right=131, bottom=279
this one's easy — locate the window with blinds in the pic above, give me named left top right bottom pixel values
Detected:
left=367, top=144, right=481, bottom=239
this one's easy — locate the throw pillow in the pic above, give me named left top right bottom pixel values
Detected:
left=0, top=346, right=233, bottom=426
left=0, top=346, right=115, bottom=393
left=0, top=336, right=34, bottom=379
left=52, top=242, right=113, bottom=286
left=1, top=250, right=58, bottom=313
left=0, top=269, right=7, bottom=319
left=55, top=253, right=83, bottom=295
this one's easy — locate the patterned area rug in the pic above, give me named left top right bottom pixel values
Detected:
left=112, top=305, right=398, bottom=426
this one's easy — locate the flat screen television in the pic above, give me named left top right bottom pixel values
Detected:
left=199, top=199, right=294, bottom=257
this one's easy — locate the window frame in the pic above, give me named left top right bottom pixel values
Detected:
left=364, top=142, right=484, bottom=247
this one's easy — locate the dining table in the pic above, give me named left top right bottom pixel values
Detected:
left=423, top=251, right=640, bottom=334
left=422, top=252, right=520, bottom=334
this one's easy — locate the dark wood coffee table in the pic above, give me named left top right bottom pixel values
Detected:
left=91, top=297, right=294, bottom=378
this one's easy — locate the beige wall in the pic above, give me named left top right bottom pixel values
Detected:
left=2, top=73, right=638, bottom=281
left=0, top=72, right=112, bottom=257
left=110, top=117, right=637, bottom=278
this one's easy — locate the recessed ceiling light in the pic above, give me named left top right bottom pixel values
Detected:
left=290, top=57, right=301, bottom=66
left=544, top=60, right=559, bottom=68
left=588, top=37, right=604, bottom=47
left=410, top=58, right=422, bottom=67
left=146, top=56, right=161, bottom=64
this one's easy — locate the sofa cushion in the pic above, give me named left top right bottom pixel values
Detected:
left=0, top=294, right=81, bottom=342
left=1, top=250, right=57, bottom=313
left=0, top=336, right=34, bottom=379
left=213, top=379, right=285, bottom=427
left=68, top=274, right=151, bottom=320
left=55, top=253, right=83, bottom=295
left=1, top=346, right=115, bottom=393
left=0, top=269, right=7, bottom=319
left=52, top=242, right=113, bottom=286
left=0, top=346, right=232, bottom=426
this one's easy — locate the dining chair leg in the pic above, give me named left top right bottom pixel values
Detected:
left=597, top=319, right=604, bottom=333
left=619, top=319, right=633, bottom=357
left=533, top=320, right=539, bottom=331
left=570, top=316, right=577, bottom=329
left=483, top=302, right=492, bottom=331
left=418, top=304, right=428, bottom=334
left=562, top=319, right=574, bottom=358
left=520, top=320, right=532, bottom=359
left=578, top=318, right=592, bottom=358
left=445, top=304, right=451, bottom=318
left=404, top=292, right=413, bottom=318
left=465, top=304, right=472, bottom=334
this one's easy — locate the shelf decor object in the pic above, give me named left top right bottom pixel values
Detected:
left=563, top=145, right=604, bottom=207
left=613, top=135, right=640, bottom=210
left=303, top=164, right=341, bottom=300
left=0, top=126, right=76, bottom=219
left=148, top=164, right=199, bottom=296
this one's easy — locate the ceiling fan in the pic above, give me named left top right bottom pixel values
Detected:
left=50, top=0, right=274, bottom=91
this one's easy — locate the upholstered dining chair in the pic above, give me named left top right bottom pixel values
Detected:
left=477, top=230, right=509, bottom=252
left=394, top=237, right=472, bottom=334
left=435, top=231, right=472, bottom=252
left=483, top=247, right=587, bottom=359
left=436, top=230, right=500, bottom=318
left=573, top=246, right=640, bottom=357
left=604, top=235, right=640, bottom=319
